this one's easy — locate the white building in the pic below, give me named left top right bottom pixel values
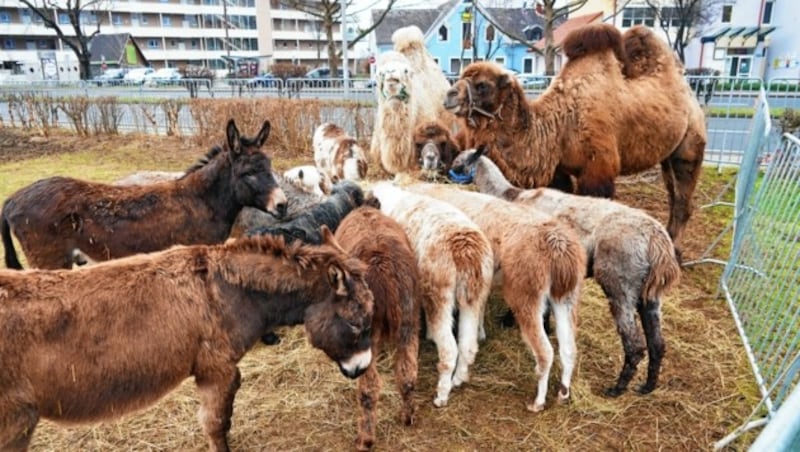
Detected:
left=690, top=0, right=799, bottom=80
left=0, top=0, right=343, bottom=81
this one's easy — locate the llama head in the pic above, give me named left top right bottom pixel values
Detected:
left=414, top=121, right=461, bottom=178
left=283, top=165, right=331, bottom=197
left=376, top=51, right=414, bottom=103
left=448, top=146, right=486, bottom=184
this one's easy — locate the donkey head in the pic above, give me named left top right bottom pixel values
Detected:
left=304, top=226, right=374, bottom=379
left=227, top=119, right=288, bottom=219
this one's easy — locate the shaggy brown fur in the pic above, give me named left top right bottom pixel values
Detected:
left=1, top=120, right=288, bottom=269
left=407, top=183, right=586, bottom=412
left=414, top=121, right=461, bottom=180
left=452, top=148, right=681, bottom=396
left=0, top=229, right=374, bottom=451
left=444, top=23, right=706, bottom=254
left=334, top=207, right=421, bottom=451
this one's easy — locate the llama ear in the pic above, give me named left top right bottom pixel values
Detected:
left=327, top=264, right=349, bottom=297
left=226, top=119, right=240, bottom=154
left=298, top=169, right=304, bottom=180
left=466, top=145, right=486, bottom=166
left=255, top=120, right=271, bottom=148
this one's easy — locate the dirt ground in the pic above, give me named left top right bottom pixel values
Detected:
left=0, top=128, right=758, bottom=451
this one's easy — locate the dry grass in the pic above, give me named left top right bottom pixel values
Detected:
left=0, top=129, right=758, bottom=451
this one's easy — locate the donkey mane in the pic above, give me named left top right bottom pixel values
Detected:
left=183, top=145, right=224, bottom=175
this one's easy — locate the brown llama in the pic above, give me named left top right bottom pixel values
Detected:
left=1, top=119, right=288, bottom=269
left=444, top=23, right=706, bottom=255
left=407, top=183, right=586, bottom=412
left=0, top=228, right=374, bottom=451
left=371, top=182, right=493, bottom=407
left=334, top=205, right=421, bottom=451
left=414, top=121, right=461, bottom=181
left=452, top=147, right=681, bottom=396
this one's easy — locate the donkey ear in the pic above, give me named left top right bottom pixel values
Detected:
left=321, top=225, right=347, bottom=254
left=327, top=264, right=349, bottom=297
left=255, top=120, right=271, bottom=148
left=226, top=119, right=240, bottom=154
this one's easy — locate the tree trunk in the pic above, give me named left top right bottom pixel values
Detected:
left=544, top=3, right=556, bottom=75
left=325, top=19, right=338, bottom=74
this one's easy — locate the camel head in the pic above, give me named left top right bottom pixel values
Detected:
left=444, top=62, right=515, bottom=126
left=375, top=51, right=413, bottom=103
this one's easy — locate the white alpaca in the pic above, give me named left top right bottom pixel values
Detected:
left=313, top=122, right=368, bottom=182
left=283, top=165, right=332, bottom=197
left=371, top=182, right=493, bottom=407
left=370, top=26, right=454, bottom=177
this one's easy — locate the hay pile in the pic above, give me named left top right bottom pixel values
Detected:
left=26, top=165, right=759, bottom=451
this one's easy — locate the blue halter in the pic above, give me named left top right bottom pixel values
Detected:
left=448, top=165, right=475, bottom=184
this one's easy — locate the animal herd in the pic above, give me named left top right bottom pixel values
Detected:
left=0, top=22, right=706, bottom=452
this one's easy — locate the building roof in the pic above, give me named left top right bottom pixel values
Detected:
left=531, top=12, right=603, bottom=51
left=372, top=1, right=456, bottom=47
left=480, top=6, right=547, bottom=39
left=89, top=33, right=148, bottom=66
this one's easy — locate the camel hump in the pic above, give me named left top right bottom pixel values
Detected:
left=392, top=25, right=425, bottom=53
left=562, top=23, right=627, bottom=66
left=622, top=25, right=676, bottom=78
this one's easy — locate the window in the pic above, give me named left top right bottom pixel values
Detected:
left=721, top=5, right=732, bottom=23
left=0, top=12, right=10, bottom=24
left=524, top=26, right=542, bottom=41
left=485, top=24, right=495, bottom=41
left=523, top=57, right=533, bottom=73
left=185, top=14, right=198, bottom=27
left=762, top=1, right=773, bottom=24
left=58, top=13, right=70, bottom=24
left=621, top=7, right=655, bottom=27
left=38, top=39, right=49, bottom=49
left=162, top=16, right=172, bottom=27
left=4, top=38, right=15, bottom=49
left=21, top=9, right=31, bottom=24
left=438, top=25, right=448, bottom=41
left=112, top=13, right=122, bottom=25
left=191, top=39, right=198, bottom=49
left=148, top=39, right=159, bottom=49
left=495, top=57, right=505, bottom=67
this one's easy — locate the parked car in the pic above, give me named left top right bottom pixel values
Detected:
left=304, top=67, right=351, bottom=87
left=123, top=67, right=155, bottom=85
left=516, top=73, right=549, bottom=89
left=246, top=73, right=279, bottom=88
left=91, top=68, right=128, bottom=86
left=145, top=67, right=183, bottom=86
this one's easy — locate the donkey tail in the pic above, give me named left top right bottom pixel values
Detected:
left=544, top=224, right=587, bottom=301
left=642, top=227, right=681, bottom=302
left=2, top=208, right=23, bottom=269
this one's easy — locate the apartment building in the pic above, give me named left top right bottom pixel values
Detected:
left=0, top=0, right=342, bottom=81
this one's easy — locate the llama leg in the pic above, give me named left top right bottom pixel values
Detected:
left=0, top=404, right=39, bottom=451
left=195, top=367, right=241, bottom=452
left=452, top=304, right=481, bottom=387
left=513, top=295, right=553, bottom=412
left=605, top=296, right=646, bottom=397
left=355, top=360, right=381, bottom=451
left=551, top=299, right=578, bottom=404
left=427, top=293, right=458, bottom=407
left=394, top=311, right=419, bottom=426
left=637, top=299, right=665, bottom=394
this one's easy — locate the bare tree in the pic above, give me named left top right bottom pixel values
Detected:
left=645, top=0, right=722, bottom=63
left=18, top=0, right=111, bottom=80
left=277, top=0, right=397, bottom=75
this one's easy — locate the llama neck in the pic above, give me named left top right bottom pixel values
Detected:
left=474, top=156, right=522, bottom=201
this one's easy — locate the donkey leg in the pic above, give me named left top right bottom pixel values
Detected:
left=513, top=294, right=553, bottom=413
left=394, top=299, right=419, bottom=427
left=355, top=360, right=381, bottom=452
left=605, top=297, right=646, bottom=397
left=0, top=403, right=39, bottom=451
left=551, top=299, right=579, bottom=404
left=637, top=298, right=665, bottom=394
left=196, top=367, right=241, bottom=452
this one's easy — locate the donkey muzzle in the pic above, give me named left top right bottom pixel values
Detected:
left=338, top=348, right=372, bottom=379
left=266, top=187, right=288, bottom=218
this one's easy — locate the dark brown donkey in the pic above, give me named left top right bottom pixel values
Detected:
left=0, top=227, right=374, bottom=451
left=335, top=205, right=421, bottom=451
left=1, top=118, right=288, bottom=269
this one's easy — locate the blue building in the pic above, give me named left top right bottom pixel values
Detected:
left=372, top=0, right=550, bottom=75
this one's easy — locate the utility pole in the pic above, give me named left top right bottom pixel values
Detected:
left=223, top=0, right=231, bottom=73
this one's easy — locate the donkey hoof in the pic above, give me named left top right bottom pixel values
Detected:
left=604, top=386, right=626, bottom=397
left=637, top=383, right=656, bottom=395
left=355, top=436, right=374, bottom=451
left=525, top=401, right=545, bottom=413
left=433, top=396, right=448, bottom=408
